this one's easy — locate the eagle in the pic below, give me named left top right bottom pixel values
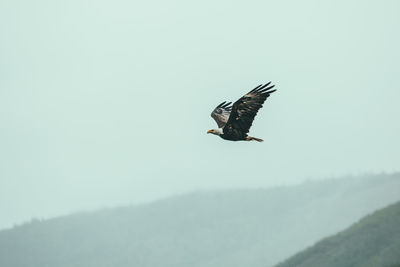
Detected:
left=207, top=82, right=276, bottom=142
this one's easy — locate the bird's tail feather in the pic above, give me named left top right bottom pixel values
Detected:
left=246, top=136, right=264, bottom=142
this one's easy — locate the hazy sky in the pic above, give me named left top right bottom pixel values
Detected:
left=1, top=0, right=399, bottom=229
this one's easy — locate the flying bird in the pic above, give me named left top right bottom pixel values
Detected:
left=207, top=82, right=276, bottom=142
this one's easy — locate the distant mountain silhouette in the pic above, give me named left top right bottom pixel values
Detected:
left=0, top=173, right=399, bottom=267
left=276, top=200, right=400, bottom=267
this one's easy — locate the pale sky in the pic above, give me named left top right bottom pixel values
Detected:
left=1, top=0, right=399, bottom=229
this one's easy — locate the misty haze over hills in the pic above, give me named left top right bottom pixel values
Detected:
left=277, top=201, right=400, bottom=267
left=0, top=173, right=399, bottom=267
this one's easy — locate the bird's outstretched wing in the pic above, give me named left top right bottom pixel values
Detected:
left=224, top=82, right=276, bottom=138
left=210, top=101, right=233, bottom=128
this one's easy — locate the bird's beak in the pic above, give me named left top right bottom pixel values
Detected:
left=207, top=130, right=212, bottom=134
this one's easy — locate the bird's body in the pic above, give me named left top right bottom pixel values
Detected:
left=207, top=82, right=276, bottom=142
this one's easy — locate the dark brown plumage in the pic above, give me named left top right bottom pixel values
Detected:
left=208, top=82, right=276, bottom=142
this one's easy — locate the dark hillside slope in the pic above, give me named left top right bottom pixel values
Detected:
left=0, top=173, right=399, bottom=267
left=276, top=201, right=400, bottom=267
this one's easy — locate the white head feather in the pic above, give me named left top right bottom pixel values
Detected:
left=207, top=128, right=223, bottom=135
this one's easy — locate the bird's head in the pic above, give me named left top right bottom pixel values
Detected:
left=207, top=129, right=222, bottom=135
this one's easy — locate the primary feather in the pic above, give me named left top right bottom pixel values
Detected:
left=210, top=101, right=232, bottom=128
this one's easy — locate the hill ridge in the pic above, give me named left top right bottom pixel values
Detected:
left=0, top=173, right=399, bottom=267
left=276, top=201, right=400, bottom=267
